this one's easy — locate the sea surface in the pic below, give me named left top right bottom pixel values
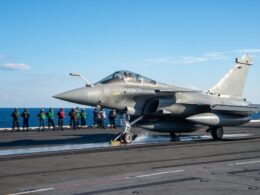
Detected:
left=0, top=108, right=259, bottom=128
left=0, top=108, right=121, bottom=128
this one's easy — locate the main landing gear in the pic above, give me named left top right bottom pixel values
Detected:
left=110, top=116, right=143, bottom=145
left=170, top=132, right=181, bottom=141
left=207, top=127, right=224, bottom=140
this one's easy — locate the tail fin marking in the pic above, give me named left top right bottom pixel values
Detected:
left=208, top=54, right=252, bottom=97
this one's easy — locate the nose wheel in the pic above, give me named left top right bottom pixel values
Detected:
left=111, top=122, right=133, bottom=145
left=210, top=127, right=224, bottom=140
left=110, top=116, right=143, bottom=145
left=123, top=132, right=133, bottom=144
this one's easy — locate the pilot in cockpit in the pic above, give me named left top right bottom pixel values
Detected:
left=97, top=71, right=156, bottom=85
left=113, top=72, right=123, bottom=80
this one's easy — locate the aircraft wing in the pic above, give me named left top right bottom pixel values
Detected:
left=211, top=104, right=260, bottom=115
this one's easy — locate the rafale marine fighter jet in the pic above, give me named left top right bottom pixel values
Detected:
left=54, top=55, right=260, bottom=144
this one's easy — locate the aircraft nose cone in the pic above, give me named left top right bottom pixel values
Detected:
left=53, top=91, right=77, bottom=101
left=53, top=87, right=102, bottom=106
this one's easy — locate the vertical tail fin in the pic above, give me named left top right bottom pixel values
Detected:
left=208, top=54, right=253, bottom=97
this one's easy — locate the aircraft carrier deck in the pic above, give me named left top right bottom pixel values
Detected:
left=0, top=123, right=260, bottom=194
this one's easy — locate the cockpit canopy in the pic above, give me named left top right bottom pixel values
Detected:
left=96, top=70, right=157, bottom=85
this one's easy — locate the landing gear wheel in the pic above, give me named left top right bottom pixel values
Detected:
left=111, top=116, right=144, bottom=145
left=211, top=127, right=224, bottom=140
left=170, top=132, right=180, bottom=141
left=170, top=132, right=177, bottom=138
left=123, top=133, right=133, bottom=144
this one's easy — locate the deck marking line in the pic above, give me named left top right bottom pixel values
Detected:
left=8, top=188, right=54, bottom=195
left=229, top=160, right=260, bottom=166
left=126, top=169, right=184, bottom=179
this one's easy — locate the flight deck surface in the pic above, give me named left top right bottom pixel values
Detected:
left=0, top=123, right=259, bottom=194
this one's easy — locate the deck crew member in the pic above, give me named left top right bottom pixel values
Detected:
left=76, top=107, right=81, bottom=129
left=68, top=108, right=74, bottom=128
left=21, top=108, right=30, bottom=131
left=57, top=108, right=65, bottom=130
left=93, top=106, right=101, bottom=127
left=37, top=109, right=46, bottom=131
left=11, top=108, right=20, bottom=132
left=109, top=109, right=117, bottom=128
left=47, top=108, right=56, bottom=130
left=100, top=108, right=107, bottom=129
left=71, top=108, right=78, bottom=130
left=80, top=109, right=87, bottom=128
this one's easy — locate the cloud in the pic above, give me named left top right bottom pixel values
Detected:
left=145, top=56, right=207, bottom=65
left=0, top=93, right=21, bottom=101
left=143, top=49, right=260, bottom=66
left=0, top=63, right=31, bottom=71
left=233, top=49, right=260, bottom=54
left=144, top=52, right=228, bottom=65
left=203, top=52, right=228, bottom=60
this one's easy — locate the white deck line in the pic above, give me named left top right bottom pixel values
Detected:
left=126, top=169, right=184, bottom=179
left=0, top=126, right=71, bottom=131
left=229, top=159, right=260, bottom=166
left=8, top=188, right=54, bottom=195
left=0, top=142, right=110, bottom=156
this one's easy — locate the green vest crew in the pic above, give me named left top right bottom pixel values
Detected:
left=47, top=109, right=56, bottom=130
left=48, top=111, right=55, bottom=119
left=11, top=109, right=20, bottom=131
left=80, top=110, right=87, bottom=127
left=37, top=110, right=46, bottom=131
left=22, top=109, right=30, bottom=131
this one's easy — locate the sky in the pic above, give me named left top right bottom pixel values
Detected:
left=0, top=0, right=260, bottom=107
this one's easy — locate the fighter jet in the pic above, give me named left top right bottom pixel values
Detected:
left=54, top=54, right=260, bottom=144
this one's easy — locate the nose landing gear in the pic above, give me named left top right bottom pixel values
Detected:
left=110, top=122, right=133, bottom=145
left=110, top=116, right=143, bottom=145
left=207, top=127, right=224, bottom=140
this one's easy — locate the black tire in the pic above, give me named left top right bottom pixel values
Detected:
left=211, top=127, right=224, bottom=140
left=170, top=132, right=177, bottom=138
left=124, top=133, right=133, bottom=144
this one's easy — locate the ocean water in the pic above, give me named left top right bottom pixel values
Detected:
left=0, top=108, right=121, bottom=128
left=0, top=108, right=259, bottom=128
